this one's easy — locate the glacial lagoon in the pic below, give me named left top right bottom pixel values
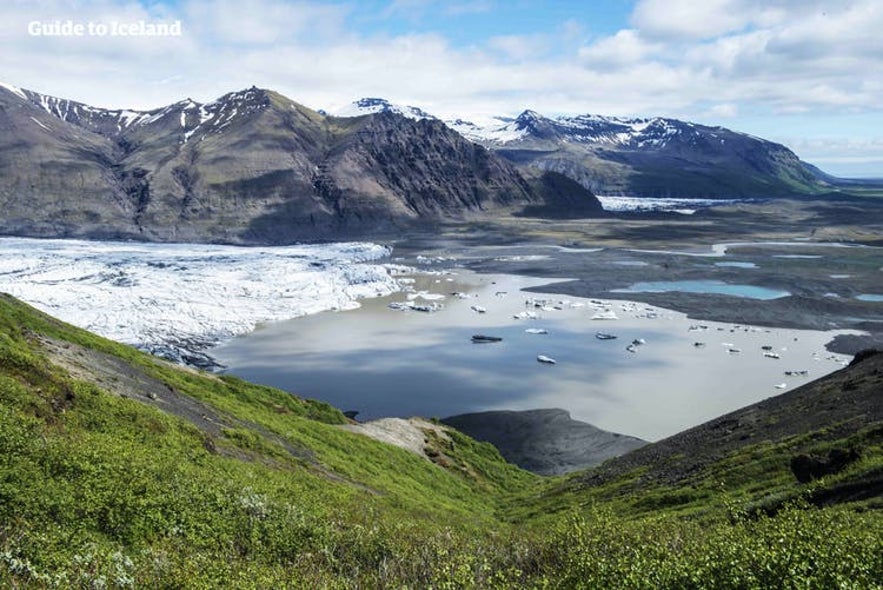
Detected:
left=214, top=270, right=854, bottom=441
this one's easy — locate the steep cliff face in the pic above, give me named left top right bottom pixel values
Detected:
left=0, top=86, right=135, bottom=239
left=0, top=85, right=602, bottom=244
left=323, top=112, right=538, bottom=217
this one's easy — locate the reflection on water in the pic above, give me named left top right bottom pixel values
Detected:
left=214, top=271, right=852, bottom=441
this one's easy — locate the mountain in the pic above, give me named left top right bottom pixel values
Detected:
left=0, top=293, right=880, bottom=586
left=451, top=109, right=833, bottom=198
left=442, top=408, right=646, bottom=475
left=335, top=96, right=834, bottom=198
left=0, top=84, right=602, bottom=244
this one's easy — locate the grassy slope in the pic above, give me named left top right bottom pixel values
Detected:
left=0, top=294, right=880, bottom=588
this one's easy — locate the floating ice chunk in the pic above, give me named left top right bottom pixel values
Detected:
left=591, top=310, right=618, bottom=320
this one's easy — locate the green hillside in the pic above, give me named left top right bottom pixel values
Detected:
left=0, top=293, right=880, bottom=588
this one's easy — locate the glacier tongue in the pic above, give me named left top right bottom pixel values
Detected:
left=0, top=238, right=400, bottom=368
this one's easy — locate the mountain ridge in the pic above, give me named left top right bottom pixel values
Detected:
left=338, top=95, right=834, bottom=198
left=0, top=83, right=602, bottom=244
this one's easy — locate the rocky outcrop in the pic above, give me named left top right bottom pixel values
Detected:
left=442, top=408, right=646, bottom=476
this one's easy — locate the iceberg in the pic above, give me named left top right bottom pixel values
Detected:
left=0, top=237, right=401, bottom=367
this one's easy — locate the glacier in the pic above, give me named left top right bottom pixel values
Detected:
left=0, top=237, right=401, bottom=368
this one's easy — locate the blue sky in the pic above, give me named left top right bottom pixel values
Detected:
left=2, top=0, right=882, bottom=177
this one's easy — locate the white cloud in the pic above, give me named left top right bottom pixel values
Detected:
left=578, top=29, right=660, bottom=68
left=487, top=33, right=551, bottom=61
left=631, top=0, right=754, bottom=40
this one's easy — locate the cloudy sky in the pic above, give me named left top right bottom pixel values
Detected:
left=2, top=0, right=881, bottom=177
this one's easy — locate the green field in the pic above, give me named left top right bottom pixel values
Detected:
left=0, top=293, right=880, bottom=588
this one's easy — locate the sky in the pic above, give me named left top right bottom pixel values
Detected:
left=1, top=0, right=881, bottom=177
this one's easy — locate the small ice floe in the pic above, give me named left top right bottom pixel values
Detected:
left=625, top=344, right=637, bottom=353
left=495, top=291, right=508, bottom=297
left=763, top=352, right=781, bottom=359
left=525, top=328, right=549, bottom=335
left=591, top=310, right=618, bottom=320
left=470, top=305, right=487, bottom=314
left=596, top=332, right=617, bottom=340
left=537, top=355, right=557, bottom=364
left=407, top=291, right=445, bottom=301
left=774, top=383, right=787, bottom=389
left=632, top=338, right=646, bottom=346
left=471, top=335, right=502, bottom=343
left=451, top=291, right=470, bottom=299
left=388, top=301, right=443, bottom=313
left=411, top=303, right=443, bottom=313
left=722, top=342, right=734, bottom=347
left=513, top=311, right=540, bottom=320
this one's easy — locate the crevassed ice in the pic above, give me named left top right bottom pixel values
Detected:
left=0, top=238, right=400, bottom=364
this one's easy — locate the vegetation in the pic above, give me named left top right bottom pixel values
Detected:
left=0, top=293, right=880, bottom=588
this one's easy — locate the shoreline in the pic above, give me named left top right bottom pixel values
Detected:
left=214, top=267, right=855, bottom=442
left=389, top=236, right=883, bottom=356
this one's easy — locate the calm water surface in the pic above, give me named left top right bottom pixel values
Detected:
left=214, top=271, right=853, bottom=441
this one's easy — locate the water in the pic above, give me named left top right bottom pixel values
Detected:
left=214, top=271, right=851, bottom=441
left=715, top=261, right=757, bottom=269
left=611, top=280, right=789, bottom=300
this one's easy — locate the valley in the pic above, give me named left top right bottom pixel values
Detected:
left=0, top=81, right=881, bottom=588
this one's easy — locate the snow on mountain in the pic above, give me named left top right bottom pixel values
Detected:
left=0, top=238, right=402, bottom=367
left=5, top=85, right=274, bottom=142
left=334, top=97, right=436, bottom=121
left=448, top=109, right=698, bottom=149
left=447, top=115, right=528, bottom=143
left=0, top=81, right=27, bottom=100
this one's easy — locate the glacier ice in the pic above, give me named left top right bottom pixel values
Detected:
left=0, top=238, right=401, bottom=368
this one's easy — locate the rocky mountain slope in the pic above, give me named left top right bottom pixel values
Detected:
left=0, top=84, right=601, bottom=244
left=443, top=408, right=646, bottom=475
left=555, top=348, right=883, bottom=517
left=342, top=97, right=833, bottom=199
left=452, top=110, right=832, bottom=198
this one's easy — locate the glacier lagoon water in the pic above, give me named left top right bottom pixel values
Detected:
left=214, top=271, right=853, bottom=441
left=611, top=280, right=789, bottom=300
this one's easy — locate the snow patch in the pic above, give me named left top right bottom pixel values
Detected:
left=29, top=116, right=51, bottom=131
left=0, top=81, right=27, bottom=100
left=334, top=98, right=436, bottom=121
